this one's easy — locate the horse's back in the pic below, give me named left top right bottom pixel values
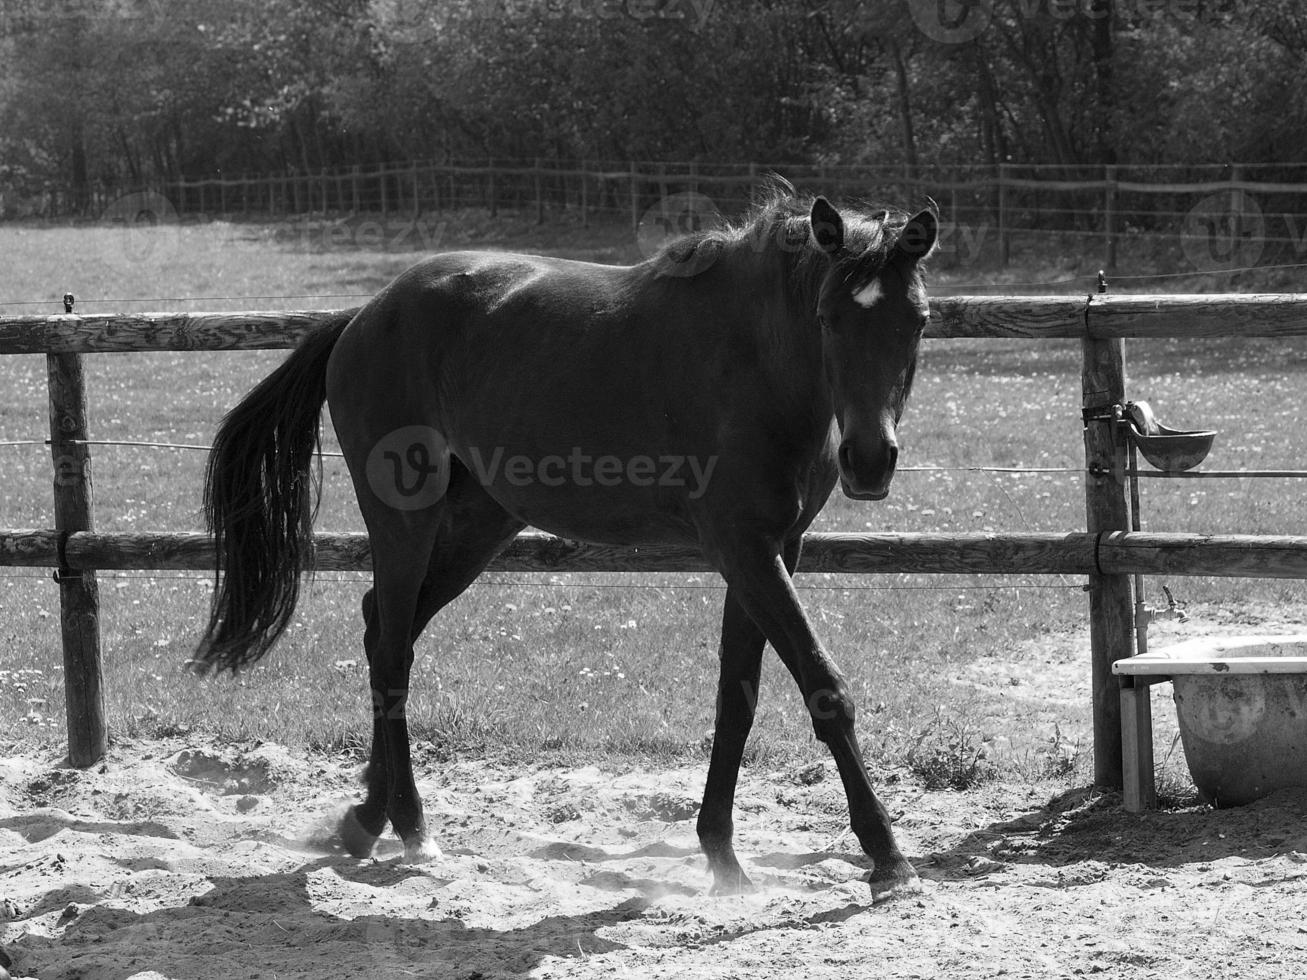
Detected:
left=332, top=249, right=712, bottom=402
left=329, top=248, right=633, bottom=392
left=376, top=249, right=636, bottom=328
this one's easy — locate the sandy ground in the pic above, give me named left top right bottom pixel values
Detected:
left=2, top=730, right=1306, bottom=980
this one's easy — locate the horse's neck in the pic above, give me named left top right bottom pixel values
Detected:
left=728, top=247, right=832, bottom=422
left=757, top=243, right=825, bottom=363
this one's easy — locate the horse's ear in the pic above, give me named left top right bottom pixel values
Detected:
left=810, top=197, right=844, bottom=254
left=892, top=208, right=939, bottom=262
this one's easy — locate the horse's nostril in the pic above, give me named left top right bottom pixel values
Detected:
left=838, top=442, right=854, bottom=476
left=886, top=443, right=898, bottom=472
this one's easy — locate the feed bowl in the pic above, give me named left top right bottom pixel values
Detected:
left=1131, top=428, right=1216, bottom=472
left=1124, top=401, right=1214, bottom=472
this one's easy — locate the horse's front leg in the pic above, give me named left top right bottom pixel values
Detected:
left=697, top=538, right=801, bottom=894
left=697, top=587, right=767, bottom=893
left=709, top=537, right=919, bottom=899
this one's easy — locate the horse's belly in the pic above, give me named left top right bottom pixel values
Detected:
left=459, top=455, right=701, bottom=547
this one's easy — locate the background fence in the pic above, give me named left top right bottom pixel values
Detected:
left=17, top=160, right=1307, bottom=274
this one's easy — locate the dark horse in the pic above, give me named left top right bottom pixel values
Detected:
left=198, top=190, right=937, bottom=899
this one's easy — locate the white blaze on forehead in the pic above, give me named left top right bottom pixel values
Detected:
left=852, top=279, right=883, bottom=308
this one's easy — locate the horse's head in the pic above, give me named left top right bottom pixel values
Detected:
left=812, top=199, right=936, bottom=501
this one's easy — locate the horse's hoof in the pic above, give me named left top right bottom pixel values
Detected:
left=401, top=836, right=443, bottom=864
left=867, top=862, right=924, bottom=904
left=710, top=878, right=756, bottom=896
left=338, top=807, right=380, bottom=859
left=709, top=865, right=756, bottom=896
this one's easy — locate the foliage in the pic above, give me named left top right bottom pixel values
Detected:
left=2, top=1, right=1306, bottom=211
left=906, top=709, right=998, bottom=791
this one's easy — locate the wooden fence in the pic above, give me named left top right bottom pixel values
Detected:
left=5, top=294, right=1307, bottom=798
left=46, top=159, right=1307, bottom=273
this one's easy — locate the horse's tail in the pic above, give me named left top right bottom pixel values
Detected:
left=195, top=308, right=359, bottom=673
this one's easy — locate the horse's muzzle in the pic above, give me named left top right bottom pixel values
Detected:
left=840, top=481, right=889, bottom=501
left=838, top=438, right=897, bottom=501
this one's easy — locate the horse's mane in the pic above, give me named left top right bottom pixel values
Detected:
left=650, top=179, right=912, bottom=302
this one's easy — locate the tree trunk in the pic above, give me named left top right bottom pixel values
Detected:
left=1090, top=0, right=1116, bottom=164
left=69, top=119, right=90, bottom=216
left=890, top=40, right=919, bottom=180
left=974, top=47, right=1005, bottom=168
left=116, top=128, right=140, bottom=184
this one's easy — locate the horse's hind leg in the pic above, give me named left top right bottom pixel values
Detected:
left=337, top=585, right=393, bottom=857
left=340, top=461, right=524, bottom=861
left=696, top=538, right=800, bottom=894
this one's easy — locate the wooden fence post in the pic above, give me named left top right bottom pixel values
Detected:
left=580, top=160, right=589, bottom=227
left=1104, top=164, right=1117, bottom=274
left=1081, top=300, right=1131, bottom=789
left=48, top=294, right=106, bottom=767
left=535, top=158, right=544, bottom=225
left=630, top=161, right=640, bottom=236
left=1229, top=163, right=1244, bottom=260
left=997, top=162, right=1011, bottom=266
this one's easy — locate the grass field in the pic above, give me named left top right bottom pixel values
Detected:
left=3, top=209, right=1307, bottom=793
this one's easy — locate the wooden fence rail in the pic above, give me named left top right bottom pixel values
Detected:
left=7, top=294, right=1307, bottom=356
left=6, top=530, right=1307, bottom=579
left=5, top=293, right=1307, bottom=790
